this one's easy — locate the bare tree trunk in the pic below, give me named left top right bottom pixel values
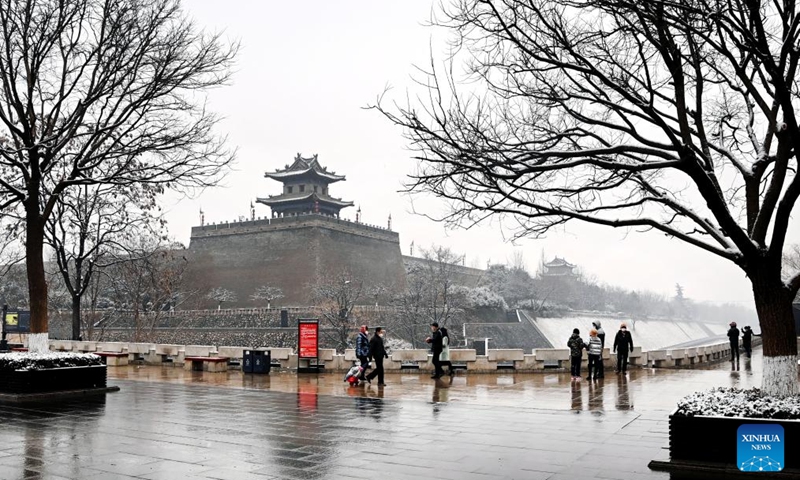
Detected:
left=25, top=209, right=49, bottom=352
left=71, top=294, right=81, bottom=340
left=752, top=271, right=799, bottom=397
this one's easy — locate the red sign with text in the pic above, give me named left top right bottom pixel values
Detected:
left=298, top=320, right=319, bottom=359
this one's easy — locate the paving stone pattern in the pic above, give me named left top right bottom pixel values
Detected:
left=0, top=349, right=778, bottom=480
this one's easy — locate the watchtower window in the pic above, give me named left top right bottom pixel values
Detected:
left=287, top=186, right=293, bottom=194
left=313, top=186, right=318, bottom=193
left=300, top=185, right=305, bottom=192
left=323, top=187, right=328, bottom=195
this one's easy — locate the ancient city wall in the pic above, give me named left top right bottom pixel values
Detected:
left=183, top=214, right=407, bottom=307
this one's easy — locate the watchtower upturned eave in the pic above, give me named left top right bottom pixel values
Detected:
left=259, top=153, right=353, bottom=218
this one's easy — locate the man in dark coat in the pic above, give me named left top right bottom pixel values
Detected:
left=742, top=326, right=757, bottom=358
left=426, top=322, right=445, bottom=379
left=356, top=325, right=370, bottom=380
left=728, top=322, right=740, bottom=362
left=366, top=327, right=389, bottom=386
left=613, top=323, right=634, bottom=374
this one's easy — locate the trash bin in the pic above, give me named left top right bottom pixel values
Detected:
left=243, top=349, right=271, bottom=374
left=242, top=350, right=255, bottom=373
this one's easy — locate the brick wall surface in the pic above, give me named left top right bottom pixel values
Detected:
left=183, top=217, right=407, bottom=308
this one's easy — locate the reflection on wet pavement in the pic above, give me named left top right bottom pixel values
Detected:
left=0, top=346, right=788, bottom=480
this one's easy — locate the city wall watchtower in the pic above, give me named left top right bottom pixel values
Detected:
left=183, top=154, right=406, bottom=307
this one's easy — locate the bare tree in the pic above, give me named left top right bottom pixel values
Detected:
left=311, top=270, right=363, bottom=353
left=366, top=283, right=389, bottom=307
left=105, top=236, right=188, bottom=342
left=207, top=288, right=237, bottom=310
left=0, top=217, right=25, bottom=307
left=377, top=0, right=800, bottom=396
left=391, top=246, right=467, bottom=346
left=250, top=285, right=285, bottom=309
left=0, top=0, right=237, bottom=351
left=45, top=183, right=162, bottom=340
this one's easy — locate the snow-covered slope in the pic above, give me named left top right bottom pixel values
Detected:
left=531, top=314, right=735, bottom=351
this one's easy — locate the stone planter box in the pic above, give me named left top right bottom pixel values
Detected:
left=650, top=410, right=800, bottom=475
left=0, top=364, right=107, bottom=394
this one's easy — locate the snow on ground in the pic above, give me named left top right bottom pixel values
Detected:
left=533, top=314, right=730, bottom=351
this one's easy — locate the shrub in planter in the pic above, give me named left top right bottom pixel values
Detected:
left=0, top=352, right=107, bottom=394
left=0, top=352, right=104, bottom=371
left=665, top=388, right=800, bottom=470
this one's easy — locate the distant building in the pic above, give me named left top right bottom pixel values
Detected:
left=257, top=153, right=354, bottom=218
left=541, top=256, right=577, bottom=278
left=183, top=153, right=407, bottom=307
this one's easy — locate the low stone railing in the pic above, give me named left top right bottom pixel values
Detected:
left=46, top=339, right=665, bottom=373
left=47, top=338, right=752, bottom=372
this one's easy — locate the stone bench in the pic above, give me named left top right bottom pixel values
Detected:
left=649, top=350, right=674, bottom=368
left=127, top=343, right=155, bottom=361
left=269, top=348, right=294, bottom=369
left=217, top=346, right=244, bottom=361
left=488, top=349, right=525, bottom=362
left=184, top=345, right=215, bottom=357
left=50, top=340, right=74, bottom=352
left=667, top=349, right=687, bottom=367
left=628, top=347, right=645, bottom=366
left=97, top=342, right=126, bottom=354
left=72, top=341, right=98, bottom=353
left=184, top=356, right=228, bottom=373
left=531, top=349, right=570, bottom=369
left=145, top=344, right=184, bottom=365
left=95, top=351, right=129, bottom=366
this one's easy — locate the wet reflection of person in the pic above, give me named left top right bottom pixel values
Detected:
left=571, top=381, right=583, bottom=412
left=432, top=377, right=450, bottom=416
left=615, top=374, right=632, bottom=411
left=587, top=379, right=604, bottom=412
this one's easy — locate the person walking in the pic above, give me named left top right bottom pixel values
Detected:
left=728, top=322, right=740, bottom=362
left=440, top=327, right=454, bottom=376
left=567, top=328, right=586, bottom=381
left=592, top=320, right=606, bottom=378
left=365, top=327, right=389, bottom=386
left=586, top=329, right=603, bottom=380
left=613, top=323, right=634, bottom=374
left=356, top=325, right=371, bottom=380
left=426, top=322, right=445, bottom=379
left=742, top=326, right=758, bottom=358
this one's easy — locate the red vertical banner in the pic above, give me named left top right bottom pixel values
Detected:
left=298, top=319, right=319, bottom=359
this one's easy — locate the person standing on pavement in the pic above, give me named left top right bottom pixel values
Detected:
left=586, top=329, right=603, bottom=381
left=613, top=323, right=634, bottom=374
left=356, top=325, right=371, bottom=380
left=742, top=326, right=758, bottom=358
left=440, top=327, right=454, bottom=376
left=365, top=327, right=389, bottom=386
left=728, top=322, right=740, bottom=362
left=425, top=322, right=445, bottom=379
left=592, top=321, right=606, bottom=378
left=567, top=328, right=586, bottom=381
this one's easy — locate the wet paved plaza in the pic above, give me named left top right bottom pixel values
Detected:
left=0, top=348, right=786, bottom=480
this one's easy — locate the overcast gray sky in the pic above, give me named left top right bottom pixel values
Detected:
left=163, top=1, right=797, bottom=307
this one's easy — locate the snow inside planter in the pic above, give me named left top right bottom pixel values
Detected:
left=650, top=387, right=800, bottom=473
left=0, top=352, right=107, bottom=394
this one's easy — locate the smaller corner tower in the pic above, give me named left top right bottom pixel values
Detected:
left=256, top=153, right=354, bottom=218
left=541, top=256, right=577, bottom=278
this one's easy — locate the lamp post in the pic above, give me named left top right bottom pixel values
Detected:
left=0, top=304, right=8, bottom=352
